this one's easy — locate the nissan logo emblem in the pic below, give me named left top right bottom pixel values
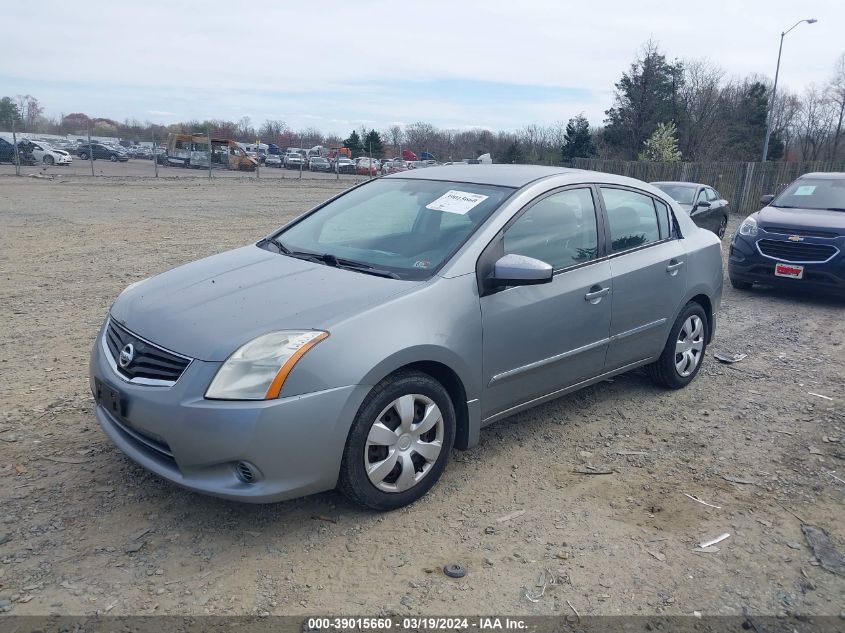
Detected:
left=118, top=343, right=135, bottom=368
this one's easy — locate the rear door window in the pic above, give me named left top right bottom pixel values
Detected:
left=600, top=187, right=662, bottom=253
left=653, top=198, right=672, bottom=239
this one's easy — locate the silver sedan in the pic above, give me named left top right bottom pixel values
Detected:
left=90, top=165, right=723, bottom=510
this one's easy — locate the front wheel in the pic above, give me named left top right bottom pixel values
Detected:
left=717, top=216, right=728, bottom=239
left=79, top=152, right=89, bottom=160
left=338, top=370, right=455, bottom=511
left=648, top=302, right=708, bottom=389
left=729, top=274, right=752, bottom=290
left=43, top=155, right=54, bottom=166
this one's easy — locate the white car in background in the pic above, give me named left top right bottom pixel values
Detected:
left=30, top=141, right=73, bottom=166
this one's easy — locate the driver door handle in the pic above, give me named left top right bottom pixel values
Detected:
left=584, top=286, right=610, bottom=304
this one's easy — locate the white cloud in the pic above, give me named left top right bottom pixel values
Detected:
left=1, top=0, right=842, bottom=133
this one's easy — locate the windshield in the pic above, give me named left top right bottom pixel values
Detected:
left=273, top=178, right=513, bottom=280
left=653, top=184, right=696, bottom=205
left=772, top=178, right=845, bottom=211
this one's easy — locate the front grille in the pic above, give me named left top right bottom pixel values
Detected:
left=757, top=239, right=838, bottom=263
left=105, top=320, right=191, bottom=384
left=761, top=226, right=839, bottom=239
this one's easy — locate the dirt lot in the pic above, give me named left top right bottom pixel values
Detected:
left=0, top=175, right=843, bottom=618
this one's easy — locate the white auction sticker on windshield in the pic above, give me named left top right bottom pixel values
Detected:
left=794, top=185, right=816, bottom=196
left=426, top=190, right=489, bottom=214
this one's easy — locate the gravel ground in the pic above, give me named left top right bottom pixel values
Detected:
left=0, top=176, right=843, bottom=618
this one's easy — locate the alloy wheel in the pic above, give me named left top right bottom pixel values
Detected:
left=364, top=394, right=444, bottom=493
left=718, top=217, right=727, bottom=239
left=675, top=315, right=704, bottom=377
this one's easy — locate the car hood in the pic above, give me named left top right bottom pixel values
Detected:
left=110, top=245, right=418, bottom=361
left=757, top=206, right=845, bottom=234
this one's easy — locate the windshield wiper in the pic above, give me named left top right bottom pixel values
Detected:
left=824, top=207, right=845, bottom=212
left=264, top=236, right=292, bottom=254
left=268, top=245, right=401, bottom=279
left=302, top=253, right=401, bottom=279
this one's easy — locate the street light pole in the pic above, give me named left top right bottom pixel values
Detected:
left=762, top=18, right=817, bottom=162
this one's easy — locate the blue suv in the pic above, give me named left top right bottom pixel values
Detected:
left=729, top=172, right=845, bottom=297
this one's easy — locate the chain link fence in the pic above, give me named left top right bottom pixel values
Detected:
left=0, top=130, right=375, bottom=185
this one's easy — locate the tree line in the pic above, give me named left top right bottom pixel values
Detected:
left=2, top=40, right=843, bottom=164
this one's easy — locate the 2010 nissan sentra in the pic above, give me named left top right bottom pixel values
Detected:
left=90, top=165, right=723, bottom=510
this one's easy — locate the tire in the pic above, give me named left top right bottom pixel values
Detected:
left=79, top=152, right=88, bottom=160
left=717, top=216, right=728, bottom=239
left=43, top=155, right=54, bottom=166
left=110, top=154, right=117, bottom=162
left=648, top=302, right=708, bottom=389
left=729, top=274, right=752, bottom=290
left=338, top=370, right=455, bottom=511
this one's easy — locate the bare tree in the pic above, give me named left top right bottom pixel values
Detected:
left=796, top=85, right=836, bottom=160
left=403, top=122, right=437, bottom=155
left=15, top=94, right=43, bottom=131
left=237, top=116, right=253, bottom=140
left=385, top=124, right=404, bottom=154
left=676, top=59, right=724, bottom=160
left=259, top=119, right=290, bottom=141
left=828, top=52, right=845, bottom=160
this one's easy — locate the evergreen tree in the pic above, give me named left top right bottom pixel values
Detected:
left=343, top=130, right=364, bottom=158
left=0, top=97, right=22, bottom=127
left=501, top=141, right=525, bottom=164
left=561, top=114, right=597, bottom=161
left=723, top=81, right=769, bottom=161
left=603, top=40, right=683, bottom=159
left=638, top=121, right=682, bottom=162
left=362, top=129, right=384, bottom=158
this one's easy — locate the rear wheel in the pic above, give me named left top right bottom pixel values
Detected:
left=338, top=370, right=455, bottom=511
left=717, top=216, right=728, bottom=239
left=648, top=302, right=708, bottom=389
left=80, top=152, right=89, bottom=160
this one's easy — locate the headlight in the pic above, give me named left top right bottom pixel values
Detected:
left=738, top=216, right=757, bottom=237
left=205, top=330, right=328, bottom=400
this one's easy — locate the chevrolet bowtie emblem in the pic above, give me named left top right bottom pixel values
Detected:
left=788, top=235, right=803, bottom=242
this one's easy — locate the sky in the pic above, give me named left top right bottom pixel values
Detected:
left=2, top=0, right=843, bottom=136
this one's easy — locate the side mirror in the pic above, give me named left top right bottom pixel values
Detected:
left=489, top=254, right=553, bottom=287
left=760, top=194, right=775, bottom=206
left=695, top=200, right=711, bottom=209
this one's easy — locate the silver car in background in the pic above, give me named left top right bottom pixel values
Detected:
left=90, top=165, right=723, bottom=510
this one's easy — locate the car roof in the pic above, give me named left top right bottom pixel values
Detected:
left=798, top=172, right=845, bottom=180
left=388, top=164, right=587, bottom=187
left=651, top=181, right=707, bottom=188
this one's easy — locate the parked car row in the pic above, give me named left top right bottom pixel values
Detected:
left=0, top=137, right=74, bottom=165
left=77, top=142, right=129, bottom=161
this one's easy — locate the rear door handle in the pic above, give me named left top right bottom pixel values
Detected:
left=584, top=286, right=610, bottom=304
left=666, top=260, right=684, bottom=275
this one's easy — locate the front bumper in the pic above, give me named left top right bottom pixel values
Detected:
left=90, top=322, right=370, bottom=503
left=728, top=232, right=845, bottom=295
